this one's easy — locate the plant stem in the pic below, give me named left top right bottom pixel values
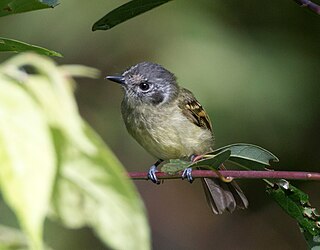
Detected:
left=293, top=0, right=320, bottom=14
left=128, top=170, right=320, bottom=181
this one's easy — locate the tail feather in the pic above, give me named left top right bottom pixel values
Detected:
left=201, top=178, right=248, bottom=214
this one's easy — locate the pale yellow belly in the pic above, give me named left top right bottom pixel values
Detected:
left=123, top=104, right=214, bottom=160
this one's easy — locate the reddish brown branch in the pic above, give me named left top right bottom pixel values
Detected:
left=128, top=170, right=320, bottom=181
left=293, top=0, right=320, bottom=14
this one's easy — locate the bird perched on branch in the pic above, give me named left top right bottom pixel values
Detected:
left=106, top=62, right=248, bottom=214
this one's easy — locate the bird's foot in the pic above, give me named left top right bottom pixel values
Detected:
left=182, top=167, right=194, bottom=183
left=147, top=165, right=160, bottom=185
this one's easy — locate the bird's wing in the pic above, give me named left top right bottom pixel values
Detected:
left=178, top=88, right=212, bottom=131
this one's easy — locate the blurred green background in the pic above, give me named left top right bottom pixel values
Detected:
left=1, top=0, right=320, bottom=249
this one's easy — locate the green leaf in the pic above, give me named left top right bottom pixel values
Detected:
left=0, top=225, right=28, bottom=250
left=303, top=230, right=320, bottom=250
left=188, top=150, right=231, bottom=170
left=0, top=0, right=59, bottom=17
left=50, top=124, right=150, bottom=250
left=0, top=53, right=150, bottom=250
left=161, top=159, right=190, bottom=175
left=0, top=71, right=56, bottom=250
left=92, top=0, right=172, bottom=31
left=161, top=150, right=231, bottom=175
left=210, top=143, right=279, bottom=170
left=1, top=53, right=96, bottom=154
left=0, top=37, right=62, bottom=57
left=162, top=144, right=278, bottom=176
left=266, top=180, right=320, bottom=248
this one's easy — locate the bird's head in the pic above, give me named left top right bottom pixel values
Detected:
left=106, top=62, right=179, bottom=106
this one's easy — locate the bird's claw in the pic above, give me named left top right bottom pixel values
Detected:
left=147, top=165, right=160, bottom=185
left=182, top=167, right=194, bottom=183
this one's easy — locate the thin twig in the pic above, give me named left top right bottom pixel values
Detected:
left=293, top=0, right=320, bottom=14
left=128, top=170, right=320, bottom=181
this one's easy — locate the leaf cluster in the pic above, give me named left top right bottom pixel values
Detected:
left=0, top=1, right=61, bottom=56
left=161, top=143, right=279, bottom=174
left=267, top=180, right=320, bottom=249
left=0, top=53, right=150, bottom=250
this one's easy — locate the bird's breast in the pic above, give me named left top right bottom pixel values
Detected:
left=121, top=101, right=213, bottom=160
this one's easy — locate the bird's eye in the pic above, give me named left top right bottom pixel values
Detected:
left=139, top=82, right=150, bottom=91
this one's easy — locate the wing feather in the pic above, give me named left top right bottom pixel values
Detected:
left=178, top=88, right=212, bottom=131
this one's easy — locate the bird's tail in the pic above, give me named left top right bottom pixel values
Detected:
left=201, top=177, right=248, bottom=214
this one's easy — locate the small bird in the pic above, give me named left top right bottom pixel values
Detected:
left=106, top=62, right=248, bottom=214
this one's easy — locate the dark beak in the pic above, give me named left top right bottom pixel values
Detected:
left=105, top=75, right=125, bottom=84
